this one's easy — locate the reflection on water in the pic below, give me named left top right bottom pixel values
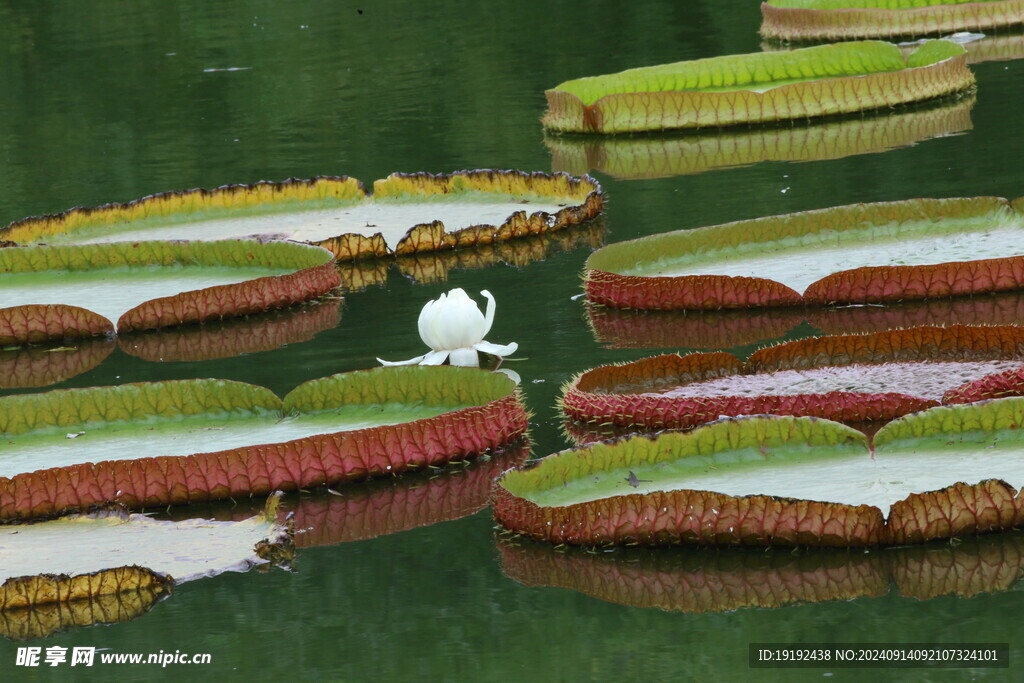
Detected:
left=0, top=338, right=115, bottom=389
left=336, top=219, right=605, bottom=290
left=586, top=302, right=810, bottom=350
left=0, top=581, right=169, bottom=642
left=161, top=441, right=530, bottom=547
left=548, top=95, right=973, bottom=180
left=119, top=299, right=342, bottom=362
left=0, top=301, right=342, bottom=390
left=957, top=30, right=1024, bottom=64
left=500, top=530, right=1024, bottom=613
left=287, top=443, right=529, bottom=547
left=587, top=292, right=1024, bottom=351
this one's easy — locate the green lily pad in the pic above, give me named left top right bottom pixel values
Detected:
left=585, top=196, right=1024, bottom=310
left=0, top=240, right=340, bottom=346
left=543, top=40, right=972, bottom=133
left=761, top=0, right=1024, bottom=41
left=0, top=171, right=603, bottom=262
left=0, top=366, right=528, bottom=521
left=495, top=399, right=1024, bottom=547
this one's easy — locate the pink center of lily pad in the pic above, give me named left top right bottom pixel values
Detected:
left=647, top=360, right=1024, bottom=400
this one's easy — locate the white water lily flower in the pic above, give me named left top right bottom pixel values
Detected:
left=377, top=288, right=518, bottom=368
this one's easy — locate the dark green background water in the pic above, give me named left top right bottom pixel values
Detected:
left=1, top=0, right=1023, bottom=680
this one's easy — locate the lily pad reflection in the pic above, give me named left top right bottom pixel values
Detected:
left=548, top=95, right=972, bottom=179
left=586, top=290, right=1024, bottom=351
left=499, top=530, right=1024, bottom=613
left=162, top=441, right=530, bottom=547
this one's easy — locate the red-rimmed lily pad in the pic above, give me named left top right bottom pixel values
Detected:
left=561, top=324, right=1024, bottom=432
left=761, top=0, right=1024, bottom=42
left=498, top=530, right=1024, bottom=612
left=542, top=40, right=972, bottom=134
left=0, top=240, right=340, bottom=346
left=494, top=398, right=1024, bottom=547
left=585, top=196, right=1024, bottom=310
left=0, top=499, right=290, bottom=639
left=0, top=366, right=527, bottom=521
left=0, top=171, right=603, bottom=262
left=546, top=95, right=973, bottom=179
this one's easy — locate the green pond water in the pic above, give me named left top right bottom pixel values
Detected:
left=1, top=1, right=1023, bottom=680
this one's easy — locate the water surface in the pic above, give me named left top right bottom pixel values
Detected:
left=1, top=1, right=1022, bottom=679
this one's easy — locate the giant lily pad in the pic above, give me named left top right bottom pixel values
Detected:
left=494, top=398, right=1024, bottom=547
left=761, top=0, right=1024, bottom=42
left=0, top=240, right=340, bottom=346
left=0, top=171, right=603, bottom=261
left=586, top=196, right=1024, bottom=310
left=499, top=530, right=1024, bottom=613
left=562, top=324, right=1024, bottom=432
left=542, top=40, right=972, bottom=134
left=0, top=500, right=289, bottom=639
left=547, top=95, right=972, bottom=179
left=0, top=366, right=527, bottom=521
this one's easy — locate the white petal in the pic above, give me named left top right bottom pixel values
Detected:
left=447, top=347, right=480, bottom=367
left=480, top=290, right=496, bottom=337
left=417, top=298, right=441, bottom=349
left=473, top=340, right=518, bottom=357
left=419, top=350, right=451, bottom=366
left=433, top=289, right=485, bottom=349
left=377, top=354, right=428, bottom=367
left=494, top=368, right=521, bottom=385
